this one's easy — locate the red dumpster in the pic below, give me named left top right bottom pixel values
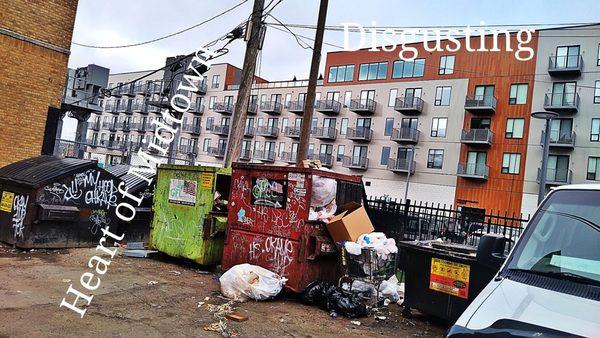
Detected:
left=221, top=163, right=364, bottom=292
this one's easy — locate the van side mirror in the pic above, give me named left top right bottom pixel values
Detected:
left=477, top=234, right=508, bottom=269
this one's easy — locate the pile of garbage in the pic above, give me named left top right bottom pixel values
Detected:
left=219, top=263, right=287, bottom=301
left=301, top=281, right=368, bottom=318
left=308, top=174, right=337, bottom=221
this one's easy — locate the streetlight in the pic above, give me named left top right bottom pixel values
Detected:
left=531, top=111, right=559, bottom=205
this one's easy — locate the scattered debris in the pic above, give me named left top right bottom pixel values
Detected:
left=170, top=270, right=181, bottom=276
left=123, top=249, right=158, bottom=258
left=226, top=313, right=248, bottom=322
left=375, top=316, right=387, bottom=321
left=126, top=242, right=145, bottom=250
left=147, top=281, right=158, bottom=286
left=61, top=279, right=71, bottom=283
left=351, top=321, right=361, bottom=326
left=198, top=302, right=205, bottom=308
left=205, top=301, right=236, bottom=337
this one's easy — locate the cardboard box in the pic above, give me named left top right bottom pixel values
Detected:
left=326, top=202, right=374, bottom=243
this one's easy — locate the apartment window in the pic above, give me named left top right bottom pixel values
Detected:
left=501, top=153, right=521, bottom=174
left=278, top=142, right=286, bottom=157
left=392, top=59, right=425, bottom=78
left=388, top=89, right=398, bottom=107
left=591, top=119, right=600, bottom=142
left=311, top=118, right=318, bottom=132
left=505, top=118, right=525, bottom=139
left=597, top=43, right=600, bottom=66
left=384, top=118, right=394, bottom=136
left=209, top=96, right=216, bottom=109
left=284, top=93, right=292, bottom=107
left=555, top=45, right=580, bottom=68
left=202, top=138, right=211, bottom=152
left=434, top=86, right=451, bottom=106
left=547, top=155, right=570, bottom=182
left=439, top=55, right=455, bottom=75
left=224, top=95, right=234, bottom=106
left=337, top=145, right=345, bottom=162
left=509, top=84, right=528, bottom=105
left=587, top=157, right=600, bottom=180
left=427, top=150, right=444, bottom=169
left=254, top=141, right=261, bottom=153
left=344, top=91, right=352, bottom=107
left=328, top=64, right=355, bottom=82
left=211, top=75, right=220, bottom=88
left=431, top=118, right=447, bottom=137
left=358, top=62, right=388, bottom=81
left=340, top=118, right=349, bottom=135
left=206, top=117, right=214, bottom=130
left=281, top=118, right=288, bottom=132
left=595, top=81, right=600, bottom=104
left=380, top=147, right=391, bottom=165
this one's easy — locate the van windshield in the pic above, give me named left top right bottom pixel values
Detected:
left=506, top=190, right=600, bottom=284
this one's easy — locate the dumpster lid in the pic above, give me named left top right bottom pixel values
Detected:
left=0, top=155, right=98, bottom=188
left=107, top=164, right=155, bottom=193
left=232, top=163, right=362, bottom=183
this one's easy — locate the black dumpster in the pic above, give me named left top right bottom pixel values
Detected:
left=399, top=235, right=507, bottom=322
left=107, top=164, right=155, bottom=244
left=0, top=156, right=123, bottom=248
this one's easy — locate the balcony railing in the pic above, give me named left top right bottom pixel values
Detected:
left=256, top=126, right=279, bottom=138
left=118, top=83, right=134, bottom=96
left=196, top=81, right=207, bottom=95
left=309, top=153, right=334, bottom=167
left=460, top=129, right=493, bottom=146
left=349, top=99, right=377, bottom=114
left=314, top=99, right=341, bottom=114
left=346, top=127, right=373, bottom=142
left=133, top=122, right=147, bottom=133
left=133, top=82, right=147, bottom=94
left=239, top=149, right=252, bottom=161
left=342, top=156, right=369, bottom=170
left=537, top=167, right=572, bottom=185
left=464, top=95, right=497, bottom=114
left=542, top=130, right=576, bottom=149
left=178, top=144, right=198, bottom=155
left=132, top=101, right=146, bottom=113
left=244, top=126, right=255, bottom=137
left=548, top=55, right=583, bottom=76
left=213, top=102, right=235, bottom=114
left=117, top=100, right=130, bottom=113
left=210, top=125, right=230, bottom=136
left=189, top=103, right=205, bottom=115
left=394, top=96, right=424, bottom=115
left=248, top=102, right=258, bottom=115
left=284, top=126, right=301, bottom=138
left=280, top=151, right=297, bottom=164
left=387, top=158, right=415, bottom=174
left=457, top=163, right=489, bottom=180
left=87, top=138, right=99, bottom=147
left=544, top=92, right=579, bottom=113
left=102, top=121, right=118, bottom=131
left=287, top=100, right=305, bottom=114
left=260, top=101, right=282, bottom=115
left=254, top=149, right=276, bottom=162
left=120, top=122, right=132, bottom=132
left=89, top=122, right=101, bottom=130
left=149, top=81, right=163, bottom=94
left=391, top=127, right=420, bottom=143
left=182, top=123, right=202, bottom=135
left=312, top=126, right=337, bottom=140
left=208, top=146, right=226, bottom=158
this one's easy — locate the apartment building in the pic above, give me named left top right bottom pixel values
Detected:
left=86, top=24, right=600, bottom=217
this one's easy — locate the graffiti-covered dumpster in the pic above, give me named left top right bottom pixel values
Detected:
left=221, top=164, right=364, bottom=292
left=0, top=156, right=122, bottom=249
left=149, top=165, right=231, bottom=265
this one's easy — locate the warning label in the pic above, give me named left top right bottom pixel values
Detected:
left=0, top=191, right=14, bottom=212
left=429, top=257, right=470, bottom=299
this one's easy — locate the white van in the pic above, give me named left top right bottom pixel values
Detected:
left=447, top=185, right=600, bottom=337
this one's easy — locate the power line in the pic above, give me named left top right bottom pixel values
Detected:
left=72, top=0, right=249, bottom=49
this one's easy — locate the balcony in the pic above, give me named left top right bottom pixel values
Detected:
left=129, top=142, right=145, bottom=152
left=120, top=122, right=132, bottom=133
left=543, top=93, right=579, bottom=114
left=537, top=168, right=572, bottom=186
left=457, top=163, right=489, bottom=180
left=146, top=103, right=161, bottom=113
left=133, top=82, right=147, bottom=94
left=542, top=130, right=576, bottom=149
left=312, top=127, right=337, bottom=141
left=133, top=122, right=147, bottom=133
left=117, top=101, right=129, bottom=113
left=87, top=138, right=99, bottom=148
left=105, top=102, right=118, bottom=114
left=254, top=149, right=276, bottom=163
left=284, top=126, right=301, bottom=139
left=346, top=127, right=372, bottom=142
left=210, top=125, right=230, bottom=136
left=189, top=103, right=205, bottom=115
left=213, top=102, right=234, bottom=115
left=309, top=153, right=334, bottom=168
left=132, top=101, right=146, bottom=113
left=387, top=158, right=415, bottom=174
left=239, top=149, right=252, bottom=161
left=149, top=81, right=163, bottom=94
left=208, top=146, right=226, bottom=158
left=548, top=55, right=583, bottom=77
left=394, top=97, right=424, bottom=115
left=391, top=128, right=420, bottom=144
left=280, top=151, right=297, bottom=164
left=256, top=126, right=279, bottom=138
left=89, top=121, right=101, bottom=131
left=105, top=139, right=126, bottom=150
left=102, top=121, right=118, bottom=131
left=343, top=156, right=369, bottom=170
left=464, top=95, right=497, bottom=114
left=182, top=123, right=202, bottom=135
left=461, top=129, right=493, bottom=146
left=244, top=126, right=255, bottom=138
left=260, top=101, right=282, bottom=115
left=178, top=144, right=198, bottom=155
left=117, top=83, right=134, bottom=96
left=349, top=99, right=377, bottom=115
left=248, top=102, right=258, bottom=115
left=196, top=81, right=207, bottom=95
left=314, top=99, right=341, bottom=115
left=287, top=100, right=305, bottom=114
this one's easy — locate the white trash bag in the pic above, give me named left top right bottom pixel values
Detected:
left=219, top=263, right=287, bottom=301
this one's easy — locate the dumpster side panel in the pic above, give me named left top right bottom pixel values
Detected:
left=0, top=184, right=34, bottom=246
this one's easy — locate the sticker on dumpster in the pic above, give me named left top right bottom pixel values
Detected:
left=200, top=172, right=214, bottom=189
left=0, top=191, right=15, bottom=212
left=250, top=177, right=287, bottom=209
left=429, top=257, right=470, bottom=299
left=168, top=179, right=197, bottom=206
left=288, top=173, right=305, bottom=188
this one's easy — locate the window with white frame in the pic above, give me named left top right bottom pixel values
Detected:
left=434, top=86, right=452, bottom=106
left=209, top=96, right=216, bottom=109
left=501, top=153, right=521, bottom=174
left=591, top=119, right=600, bottom=142
left=344, top=91, right=352, bottom=107
left=211, top=75, right=220, bottom=88
left=388, top=89, right=398, bottom=107
left=595, top=80, right=600, bottom=104
left=509, top=84, right=528, bottom=105
left=427, top=149, right=444, bottom=169
left=431, top=117, right=447, bottom=137
left=340, top=118, right=348, bottom=135
left=587, top=157, right=600, bottom=180
left=505, top=118, right=525, bottom=139
left=439, top=55, right=455, bottom=75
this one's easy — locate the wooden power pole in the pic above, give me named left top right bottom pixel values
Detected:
left=296, top=0, right=329, bottom=165
left=224, top=0, right=265, bottom=167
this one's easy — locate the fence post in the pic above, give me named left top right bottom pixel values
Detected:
left=399, top=199, right=411, bottom=242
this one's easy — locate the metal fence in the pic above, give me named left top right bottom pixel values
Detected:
left=366, top=197, right=529, bottom=252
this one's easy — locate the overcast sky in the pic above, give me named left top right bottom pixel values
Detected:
left=63, top=0, right=600, bottom=138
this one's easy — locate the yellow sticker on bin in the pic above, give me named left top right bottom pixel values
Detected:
left=0, top=191, right=14, bottom=212
left=429, top=257, right=470, bottom=299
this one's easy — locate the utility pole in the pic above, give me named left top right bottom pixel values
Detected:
left=224, top=0, right=265, bottom=167
left=296, top=0, right=329, bottom=165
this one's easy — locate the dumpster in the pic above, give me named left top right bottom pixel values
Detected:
left=221, top=163, right=364, bottom=292
left=149, top=164, right=231, bottom=265
left=0, top=155, right=123, bottom=248
left=398, top=236, right=507, bottom=322
left=107, top=164, right=156, bottom=243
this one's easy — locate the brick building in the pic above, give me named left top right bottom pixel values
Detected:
left=0, top=0, right=79, bottom=167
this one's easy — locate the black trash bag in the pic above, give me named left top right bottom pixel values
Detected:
left=301, top=281, right=336, bottom=307
left=301, top=281, right=368, bottom=318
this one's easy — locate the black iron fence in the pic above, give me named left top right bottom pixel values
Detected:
left=366, top=197, right=529, bottom=252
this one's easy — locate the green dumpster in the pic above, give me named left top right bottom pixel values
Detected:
left=149, top=165, right=231, bottom=265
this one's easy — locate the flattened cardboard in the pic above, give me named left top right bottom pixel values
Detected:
left=326, top=202, right=374, bottom=243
